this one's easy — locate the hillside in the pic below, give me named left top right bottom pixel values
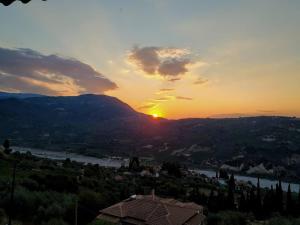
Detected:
left=0, top=93, right=164, bottom=155
left=0, top=93, right=300, bottom=178
left=0, top=91, right=44, bottom=99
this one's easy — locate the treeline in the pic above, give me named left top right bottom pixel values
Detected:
left=1, top=142, right=300, bottom=225
left=0, top=148, right=119, bottom=225
left=190, top=173, right=300, bottom=220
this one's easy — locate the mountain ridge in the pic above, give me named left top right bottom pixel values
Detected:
left=0, top=92, right=300, bottom=179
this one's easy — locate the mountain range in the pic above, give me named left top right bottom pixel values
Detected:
left=0, top=91, right=44, bottom=99
left=0, top=92, right=300, bottom=178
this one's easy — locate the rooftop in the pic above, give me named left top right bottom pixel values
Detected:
left=97, top=194, right=206, bottom=225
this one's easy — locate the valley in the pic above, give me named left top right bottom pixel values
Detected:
left=1, top=93, right=300, bottom=182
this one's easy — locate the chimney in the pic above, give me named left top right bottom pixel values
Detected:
left=151, top=189, right=155, bottom=200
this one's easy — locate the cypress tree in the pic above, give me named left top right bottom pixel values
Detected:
left=249, top=187, right=256, bottom=213
left=226, top=174, right=235, bottom=210
left=208, top=189, right=218, bottom=212
left=270, top=185, right=275, bottom=212
left=298, top=186, right=300, bottom=214
left=239, top=191, right=247, bottom=212
left=255, top=178, right=263, bottom=218
left=274, top=181, right=284, bottom=213
left=256, top=178, right=262, bottom=208
left=227, top=187, right=235, bottom=210
left=190, top=187, right=207, bottom=205
left=246, top=190, right=251, bottom=212
left=216, top=190, right=226, bottom=211
left=275, top=183, right=279, bottom=211
left=229, top=173, right=235, bottom=191
left=286, top=184, right=293, bottom=215
left=278, top=180, right=283, bottom=213
left=263, top=189, right=271, bottom=217
left=3, top=139, right=11, bottom=154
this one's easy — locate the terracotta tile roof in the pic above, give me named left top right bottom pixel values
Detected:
left=185, top=213, right=206, bottom=225
left=98, top=195, right=205, bottom=225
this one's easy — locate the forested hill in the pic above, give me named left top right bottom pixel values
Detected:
left=0, top=93, right=300, bottom=177
left=0, top=91, right=44, bottom=99
left=0, top=93, right=163, bottom=154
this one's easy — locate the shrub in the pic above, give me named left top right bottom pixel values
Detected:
left=88, top=219, right=116, bottom=225
left=208, top=211, right=247, bottom=225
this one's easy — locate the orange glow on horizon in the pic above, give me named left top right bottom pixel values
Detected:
left=152, top=113, right=158, bottom=118
left=148, top=108, right=164, bottom=118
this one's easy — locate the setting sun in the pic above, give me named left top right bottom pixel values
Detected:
left=152, top=113, right=158, bottom=118
left=149, top=108, right=163, bottom=118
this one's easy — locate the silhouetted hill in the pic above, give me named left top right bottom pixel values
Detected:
left=0, top=94, right=142, bottom=128
left=0, top=91, right=44, bottom=99
left=0, top=93, right=163, bottom=154
left=0, top=92, right=300, bottom=178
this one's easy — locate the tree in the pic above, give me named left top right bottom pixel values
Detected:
left=216, top=191, right=226, bottom=211
left=161, top=162, right=182, bottom=177
left=238, top=192, right=247, bottom=212
left=208, top=190, right=218, bottom=212
left=219, top=169, right=229, bottom=179
left=208, top=211, right=247, bottom=225
left=275, top=181, right=283, bottom=213
left=129, top=157, right=140, bottom=171
left=3, top=139, right=11, bottom=154
left=249, top=187, right=256, bottom=213
left=228, top=174, right=235, bottom=192
left=297, top=187, right=300, bottom=215
left=263, top=186, right=275, bottom=217
left=226, top=174, right=235, bottom=210
left=286, top=184, right=294, bottom=215
left=255, top=178, right=262, bottom=218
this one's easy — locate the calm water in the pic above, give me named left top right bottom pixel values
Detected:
left=192, top=169, right=300, bottom=193
left=13, top=146, right=126, bottom=168
left=13, top=147, right=300, bottom=192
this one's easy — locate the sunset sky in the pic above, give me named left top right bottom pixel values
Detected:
left=0, top=0, right=300, bottom=119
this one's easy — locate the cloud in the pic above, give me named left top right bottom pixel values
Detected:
left=176, top=96, right=193, bottom=100
left=167, top=77, right=181, bottom=82
left=159, top=88, right=174, bottom=92
left=156, top=88, right=175, bottom=94
left=0, top=47, right=117, bottom=95
left=158, top=58, right=190, bottom=76
left=154, top=96, right=174, bottom=102
left=194, top=78, right=208, bottom=85
left=128, top=46, right=160, bottom=74
left=138, top=102, right=158, bottom=110
left=127, top=46, right=201, bottom=80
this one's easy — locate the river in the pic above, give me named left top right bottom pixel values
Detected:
left=192, top=169, right=300, bottom=193
left=13, top=146, right=126, bottom=168
left=12, top=146, right=300, bottom=192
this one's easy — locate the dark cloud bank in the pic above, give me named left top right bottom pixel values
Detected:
left=0, top=47, right=117, bottom=95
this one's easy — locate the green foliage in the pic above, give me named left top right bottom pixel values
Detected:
left=41, top=218, right=69, bottom=225
left=2, top=139, right=10, bottom=153
left=88, top=219, right=115, bottom=225
left=0, top=186, right=75, bottom=224
left=208, top=211, right=247, bottom=225
left=268, top=217, right=300, bottom=225
left=78, top=189, right=114, bottom=225
left=0, top=147, right=300, bottom=225
left=0, top=208, right=6, bottom=224
left=161, top=161, right=182, bottom=177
